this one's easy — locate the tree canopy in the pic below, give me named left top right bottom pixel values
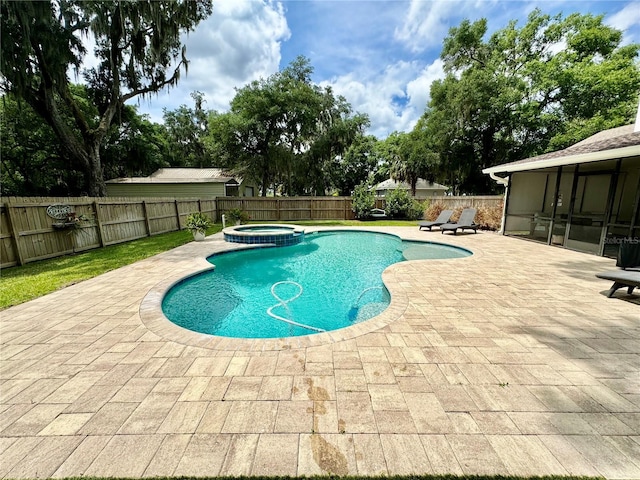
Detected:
left=207, top=57, right=370, bottom=196
left=1, top=86, right=166, bottom=196
left=422, top=9, right=640, bottom=194
left=0, top=0, right=212, bottom=195
left=2, top=7, right=637, bottom=199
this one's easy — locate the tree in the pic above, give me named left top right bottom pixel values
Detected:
left=425, top=9, right=640, bottom=194
left=101, top=106, right=167, bottom=181
left=162, top=91, right=210, bottom=168
left=301, top=88, right=369, bottom=195
left=330, top=134, right=380, bottom=196
left=206, top=56, right=368, bottom=196
left=398, top=121, right=440, bottom=196
left=207, top=59, right=317, bottom=196
left=2, top=87, right=168, bottom=195
left=0, top=0, right=212, bottom=195
left=376, top=130, right=438, bottom=197
left=1, top=93, right=71, bottom=195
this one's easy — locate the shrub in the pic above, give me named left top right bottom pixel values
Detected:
left=185, top=212, right=212, bottom=233
left=384, top=188, right=425, bottom=220
left=424, top=200, right=448, bottom=221
left=447, top=203, right=504, bottom=231
left=226, top=208, right=250, bottom=224
left=351, top=184, right=376, bottom=219
left=474, top=203, right=504, bottom=231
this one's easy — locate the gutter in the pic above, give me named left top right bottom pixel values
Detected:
left=489, top=171, right=509, bottom=186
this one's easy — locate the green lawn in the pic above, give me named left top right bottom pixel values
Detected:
left=1, top=220, right=421, bottom=309
left=0, top=225, right=223, bottom=309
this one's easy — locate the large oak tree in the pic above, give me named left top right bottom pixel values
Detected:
left=0, top=0, right=212, bottom=195
left=424, top=9, right=640, bottom=194
left=207, top=57, right=369, bottom=196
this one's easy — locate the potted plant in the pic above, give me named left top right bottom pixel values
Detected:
left=226, top=208, right=250, bottom=225
left=185, top=212, right=212, bottom=241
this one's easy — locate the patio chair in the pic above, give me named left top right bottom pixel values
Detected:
left=418, top=209, right=453, bottom=231
left=596, top=241, right=640, bottom=298
left=440, top=208, right=479, bottom=235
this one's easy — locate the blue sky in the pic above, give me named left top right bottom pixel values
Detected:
left=131, top=0, right=640, bottom=138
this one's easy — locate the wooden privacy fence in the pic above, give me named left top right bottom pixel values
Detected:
left=1, top=196, right=216, bottom=267
left=216, top=195, right=504, bottom=222
left=216, top=196, right=356, bottom=222
left=1, top=194, right=503, bottom=268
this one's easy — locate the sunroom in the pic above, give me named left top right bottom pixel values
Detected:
left=484, top=124, right=640, bottom=257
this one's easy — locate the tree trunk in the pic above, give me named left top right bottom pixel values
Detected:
left=86, top=142, right=107, bottom=196
left=261, top=167, right=269, bottom=197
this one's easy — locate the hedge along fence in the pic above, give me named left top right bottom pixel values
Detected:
left=1, top=196, right=216, bottom=267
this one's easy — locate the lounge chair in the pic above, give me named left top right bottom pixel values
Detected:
left=596, top=241, right=640, bottom=298
left=440, top=208, right=479, bottom=235
left=418, top=209, right=453, bottom=231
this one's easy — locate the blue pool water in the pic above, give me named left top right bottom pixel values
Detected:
left=162, top=231, right=471, bottom=338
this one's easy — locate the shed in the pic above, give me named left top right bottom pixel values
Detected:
left=373, top=178, right=449, bottom=198
left=106, top=168, right=256, bottom=198
left=484, top=124, right=640, bottom=257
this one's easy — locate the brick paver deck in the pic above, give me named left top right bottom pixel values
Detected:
left=1, top=227, right=638, bottom=479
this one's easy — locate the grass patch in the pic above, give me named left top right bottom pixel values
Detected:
left=0, top=225, right=222, bottom=309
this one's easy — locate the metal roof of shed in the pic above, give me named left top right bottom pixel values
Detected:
left=106, top=168, right=238, bottom=184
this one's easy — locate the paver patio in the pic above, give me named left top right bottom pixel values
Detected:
left=1, top=227, right=639, bottom=479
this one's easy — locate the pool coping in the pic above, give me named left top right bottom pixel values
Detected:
left=139, top=227, right=476, bottom=351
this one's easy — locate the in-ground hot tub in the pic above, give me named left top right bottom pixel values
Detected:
left=223, top=224, right=306, bottom=246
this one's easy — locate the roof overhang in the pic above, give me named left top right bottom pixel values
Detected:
left=483, top=145, right=640, bottom=176
left=106, top=177, right=235, bottom=184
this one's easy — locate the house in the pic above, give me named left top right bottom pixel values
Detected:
left=373, top=178, right=449, bottom=198
left=483, top=123, right=640, bottom=257
left=106, top=168, right=257, bottom=198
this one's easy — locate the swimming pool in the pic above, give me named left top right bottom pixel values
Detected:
left=162, top=230, right=471, bottom=338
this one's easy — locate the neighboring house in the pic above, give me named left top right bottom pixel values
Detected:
left=484, top=123, right=640, bottom=257
left=106, top=168, right=257, bottom=198
left=373, top=178, right=449, bottom=198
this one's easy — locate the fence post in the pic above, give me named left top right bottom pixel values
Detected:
left=5, top=204, right=25, bottom=266
left=142, top=201, right=152, bottom=237
left=174, top=200, right=181, bottom=230
left=92, top=201, right=105, bottom=247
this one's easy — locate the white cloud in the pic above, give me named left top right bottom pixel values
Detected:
left=407, top=59, right=445, bottom=116
left=133, top=0, right=290, bottom=120
left=395, top=0, right=499, bottom=52
left=607, top=2, right=640, bottom=43
left=395, top=1, right=457, bottom=52
left=322, top=59, right=445, bottom=138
